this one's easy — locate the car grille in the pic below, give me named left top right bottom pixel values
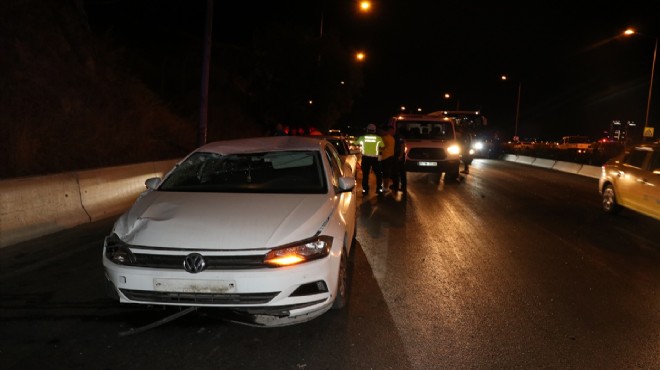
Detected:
left=132, top=253, right=266, bottom=270
left=120, top=289, right=279, bottom=304
left=407, top=148, right=447, bottom=160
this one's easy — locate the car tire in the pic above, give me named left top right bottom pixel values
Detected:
left=602, top=184, right=621, bottom=214
left=331, top=249, right=349, bottom=310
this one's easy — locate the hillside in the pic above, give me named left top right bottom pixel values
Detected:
left=0, top=0, right=258, bottom=179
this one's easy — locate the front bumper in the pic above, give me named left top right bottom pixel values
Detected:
left=404, top=159, right=460, bottom=173
left=103, top=253, right=338, bottom=321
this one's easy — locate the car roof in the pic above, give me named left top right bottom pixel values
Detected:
left=195, top=136, right=326, bottom=155
left=637, top=141, right=660, bottom=149
left=313, top=135, right=346, bottom=140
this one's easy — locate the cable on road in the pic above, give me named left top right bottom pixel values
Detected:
left=118, top=306, right=198, bottom=336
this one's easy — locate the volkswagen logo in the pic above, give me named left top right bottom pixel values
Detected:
left=183, top=253, right=206, bottom=273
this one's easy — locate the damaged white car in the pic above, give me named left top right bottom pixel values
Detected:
left=103, top=136, right=358, bottom=326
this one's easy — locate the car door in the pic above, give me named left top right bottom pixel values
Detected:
left=615, top=148, right=645, bottom=208
left=622, top=147, right=659, bottom=219
left=324, top=144, right=356, bottom=240
left=636, top=149, right=660, bottom=219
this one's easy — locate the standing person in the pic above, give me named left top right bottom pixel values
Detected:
left=390, top=125, right=407, bottom=192
left=354, top=123, right=385, bottom=195
left=272, top=123, right=287, bottom=136
left=459, top=131, right=474, bottom=174
left=308, top=126, right=323, bottom=136
left=379, top=124, right=396, bottom=191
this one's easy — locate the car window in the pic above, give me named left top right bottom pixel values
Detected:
left=159, top=151, right=327, bottom=194
left=398, top=121, right=454, bottom=140
left=328, top=139, right=348, bottom=155
left=324, top=145, right=344, bottom=185
left=625, top=149, right=648, bottom=169
left=651, top=151, right=660, bottom=174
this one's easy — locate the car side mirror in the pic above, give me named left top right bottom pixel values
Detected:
left=337, top=177, right=356, bottom=192
left=145, top=177, right=162, bottom=190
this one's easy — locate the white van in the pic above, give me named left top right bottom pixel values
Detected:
left=389, top=113, right=461, bottom=180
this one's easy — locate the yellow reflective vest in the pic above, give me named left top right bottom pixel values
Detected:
left=354, top=134, right=385, bottom=157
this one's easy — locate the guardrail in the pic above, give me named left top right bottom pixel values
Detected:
left=0, top=159, right=179, bottom=249
left=500, top=154, right=602, bottom=179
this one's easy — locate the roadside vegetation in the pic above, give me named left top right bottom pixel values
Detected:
left=1, top=1, right=363, bottom=179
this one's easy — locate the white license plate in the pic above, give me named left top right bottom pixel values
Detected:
left=418, top=161, right=437, bottom=167
left=153, top=278, right=236, bottom=293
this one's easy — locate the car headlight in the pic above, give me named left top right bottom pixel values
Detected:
left=104, top=233, right=136, bottom=265
left=447, top=144, right=460, bottom=155
left=472, top=141, right=484, bottom=150
left=264, top=236, right=333, bottom=267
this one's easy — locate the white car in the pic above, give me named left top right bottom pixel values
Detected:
left=312, top=135, right=359, bottom=177
left=103, top=136, right=358, bottom=326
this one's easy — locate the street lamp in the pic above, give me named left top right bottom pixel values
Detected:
left=501, top=75, right=522, bottom=140
left=320, top=1, right=372, bottom=38
left=359, top=1, right=372, bottom=12
left=624, top=28, right=657, bottom=141
left=443, top=93, right=460, bottom=110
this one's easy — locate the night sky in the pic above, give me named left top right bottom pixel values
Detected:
left=84, top=0, right=659, bottom=141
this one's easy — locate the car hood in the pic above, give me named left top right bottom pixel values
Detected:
left=112, top=191, right=334, bottom=250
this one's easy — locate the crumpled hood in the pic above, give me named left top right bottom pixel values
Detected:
left=112, top=191, right=334, bottom=250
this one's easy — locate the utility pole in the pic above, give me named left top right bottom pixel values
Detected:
left=198, top=0, right=213, bottom=147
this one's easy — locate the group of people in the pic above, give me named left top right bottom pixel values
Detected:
left=353, top=123, right=407, bottom=195
left=270, top=123, right=323, bottom=136
left=355, top=123, right=474, bottom=195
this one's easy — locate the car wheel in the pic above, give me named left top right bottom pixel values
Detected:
left=331, top=249, right=349, bottom=310
left=602, top=184, right=621, bottom=214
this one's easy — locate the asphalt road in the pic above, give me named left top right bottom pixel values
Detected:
left=1, top=159, right=659, bottom=369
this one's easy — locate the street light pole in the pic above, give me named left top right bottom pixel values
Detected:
left=501, top=75, right=522, bottom=140
left=643, top=37, right=657, bottom=140
left=515, top=81, right=522, bottom=139
left=197, top=0, right=213, bottom=147
left=624, top=29, right=657, bottom=142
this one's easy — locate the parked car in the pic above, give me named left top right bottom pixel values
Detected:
left=598, top=142, right=660, bottom=221
left=312, top=135, right=359, bottom=177
left=102, top=136, right=358, bottom=327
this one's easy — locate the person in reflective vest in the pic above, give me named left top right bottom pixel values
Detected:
left=354, top=124, right=385, bottom=194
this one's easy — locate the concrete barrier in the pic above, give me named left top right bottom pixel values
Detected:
left=516, top=155, right=536, bottom=165
left=577, top=164, right=603, bottom=179
left=0, top=173, right=90, bottom=248
left=502, top=154, right=518, bottom=162
left=531, top=158, right=556, bottom=169
left=80, top=162, right=163, bottom=221
left=0, top=159, right=179, bottom=249
left=501, top=155, right=601, bottom=179
left=552, top=161, right=583, bottom=174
